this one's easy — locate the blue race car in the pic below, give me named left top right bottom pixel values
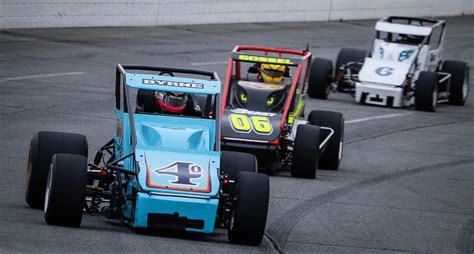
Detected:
left=24, top=65, right=270, bottom=246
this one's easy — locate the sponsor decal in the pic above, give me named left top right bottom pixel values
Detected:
left=378, top=46, right=384, bottom=59
left=375, top=67, right=394, bottom=76
left=238, top=54, right=294, bottom=65
left=230, top=108, right=277, bottom=117
left=398, top=50, right=414, bottom=62
left=142, top=79, right=204, bottom=89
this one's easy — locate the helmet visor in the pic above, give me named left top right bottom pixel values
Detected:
left=261, top=69, right=284, bottom=78
left=162, top=92, right=187, bottom=108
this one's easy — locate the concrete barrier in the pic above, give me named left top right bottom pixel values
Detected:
left=1, top=0, right=473, bottom=29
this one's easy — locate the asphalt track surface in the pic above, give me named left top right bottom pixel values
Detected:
left=0, top=16, right=473, bottom=254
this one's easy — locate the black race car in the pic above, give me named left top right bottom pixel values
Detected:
left=220, top=45, right=345, bottom=179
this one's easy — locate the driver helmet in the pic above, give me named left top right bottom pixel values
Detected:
left=260, top=64, right=286, bottom=83
left=155, top=91, right=188, bottom=114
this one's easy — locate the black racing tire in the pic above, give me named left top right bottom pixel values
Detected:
left=335, top=48, right=367, bottom=92
left=228, top=172, right=269, bottom=246
left=291, top=124, right=321, bottom=179
left=415, top=71, right=438, bottom=112
left=441, top=60, right=470, bottom=105
left=308, top=58, right=334, bottom=99
left=308, top=110, right=344, bottom=170
left=220, top=151, right=257, bottom=180
left=44, top=153, right=87, bottom=227
left=25, top=131, right=88, bottom=209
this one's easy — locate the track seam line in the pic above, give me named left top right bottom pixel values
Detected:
left=285, top=239, right=411, bottom=252
left=346, top=112, right=413, bottom=124
left=0, top=72, right=86, bottom=82
left=345, top=119, right=472, bottom=145
left=266, top=158, right=474, bottom=250
left=329, top=201, right=474, bottom=216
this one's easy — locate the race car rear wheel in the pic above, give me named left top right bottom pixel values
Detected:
left=291, top=124, right=321, bottom=179
left=228, top=172, right=269, bottom=246
left=335, top=48, right=367, bottom=92
left=415, top=71, right=438, bottom=112
left=442, top=60, right=469, bottom=105
left=220, top=151, right=257, bottom=180
left=44, top=153, right=87, bottom=227
left=308, top=110, right=344, bottom=170
left=308, top=58, right=333, bottom=99
left=25, top=131, right=88, bottom=209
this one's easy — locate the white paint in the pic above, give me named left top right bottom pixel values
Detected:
left=0, top=0, right=472, bottom=29
left=346, top=112, right=413, bottom=124
left=0, top=72, right=86, bottom=82
left=190, top=61, right=228, bottom=66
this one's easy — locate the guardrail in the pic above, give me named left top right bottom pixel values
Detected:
left=1, top=0, right=473, bottom=29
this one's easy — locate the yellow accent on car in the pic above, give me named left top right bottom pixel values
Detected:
left=238, top=55, right=294, bottom=65
left=229, top=114, right=252, bottom=132
left=287, top=96, right=305, bottom=124
left=229, top=114, right=272, bottom=135
left=239, top=92, right=247, bottom=103
left=267, top=95, right=276, bottom=106
left=250, top=116, right=272, bottom=134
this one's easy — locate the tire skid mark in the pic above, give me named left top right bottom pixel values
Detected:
left=266, top=158, right=474, bottom=250
left=456, top=218, right=474, bottom=254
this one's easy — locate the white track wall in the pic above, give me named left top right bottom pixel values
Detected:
left=1, top=0, right=473, bottom=29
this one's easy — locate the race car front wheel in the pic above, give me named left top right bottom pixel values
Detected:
left=228, top=172, right=269, bottom=246
left=308, top=58, right=333, bottom=99
left=291, top=124, right=321, bottom=179
left=308, top=110, right=344, bottom=170
left=220, top=151, right=257, bottom=180
left=44, top=153, right=87, bottom=227
left=442, top=60, right=469, bottom=105
left=415, top=71, right=438, bottom=112
left=25, top=131, right=88, bottom=209
left=335, top=48, right=367, bottom=92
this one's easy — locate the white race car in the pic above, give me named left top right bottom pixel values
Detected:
left=311, top=16, right=470, bottom=112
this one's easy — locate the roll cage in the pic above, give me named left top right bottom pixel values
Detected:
left=116, top=64, right=222, bottom=152
left=221, top=45, right=312, bottom=132
left=342, top=16, right=447, bottom=86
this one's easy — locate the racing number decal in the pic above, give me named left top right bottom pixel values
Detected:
left=375, top=67, right=394, bottom=76
left=229, top=114, right=273, bottom=135
left=229, top=114, right=252, bottom=132
left=155, top=162, right=203, bottom=186
left=251, top=116, right=272, bottom=134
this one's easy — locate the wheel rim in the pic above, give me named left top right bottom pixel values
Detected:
left=44, top=164, right=53, bottom=214
left=432, top=90, right=437, bottom=109
left=338, top=141, right=343, bottom=160
left=462, top=70, right=469, bottom=101
left=325, top=83, right=331, bottom=96
left=25, top=150, right=32, bottom=192
left=229, top=211, right=235, bottom=231
left=325, top=70, right=332, bottom=96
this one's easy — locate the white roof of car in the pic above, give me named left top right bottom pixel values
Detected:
left=375, top=21, right=433, bottom=36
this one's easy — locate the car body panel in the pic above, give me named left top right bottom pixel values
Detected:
left=221, top=108, right=282, bottom=142
left=114, top=65, right=222, bottom=231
